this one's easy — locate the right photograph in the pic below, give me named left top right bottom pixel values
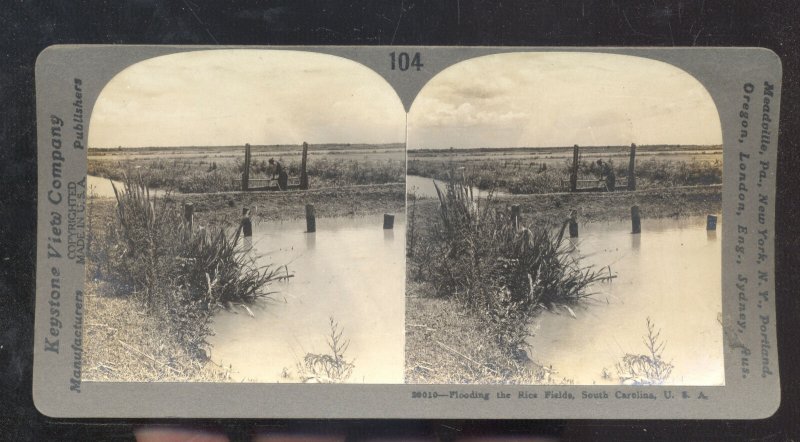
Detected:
left=405, top=52, right=724, bottom=386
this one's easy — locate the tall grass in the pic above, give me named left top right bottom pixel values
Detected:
left=108, top=173, right=180, bottom=307
left=406, top=188, right=418, bottom=258
left=421, top=172, right=609, bottom=354
left=101, top=173, right=284, bottom=356
left=89, top=156, right=404, bottom=194
left=408, top=157, right=722, bottom=194
left=90, top=159, right=243, bottom=193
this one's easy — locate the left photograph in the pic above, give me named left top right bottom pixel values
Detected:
left=83, top=50, right=407, bottom=383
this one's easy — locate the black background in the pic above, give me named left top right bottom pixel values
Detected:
left=1, top=1, right=799, bottom=440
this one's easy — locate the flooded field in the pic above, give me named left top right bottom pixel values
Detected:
left=89, top=146, right=404, bottom=164
left=209, top=214, right=406, bottom=383
left=409, top=149, right=723, bottom=165
left=87, top=175, right=122, bottom=198
left=406, top=175, right=509, bottom=199
left=529, top=216, right=724, bottom=385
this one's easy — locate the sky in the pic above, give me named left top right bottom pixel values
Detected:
left=89, top=50, right=406, bottom=148
left=407, top=52, right=723, bottom=149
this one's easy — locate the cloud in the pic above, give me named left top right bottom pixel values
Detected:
left=89, top=50, right=406, bottom=148
left=91, top=50, right=723, bottom=151
left=412, top=97, right=528, bottom=128
left=408, top=52, right=722, bottom=149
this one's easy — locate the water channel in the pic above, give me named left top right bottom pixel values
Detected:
left=406, top=175, right=510, bottom=199
left=529, top=216, right=724, bottom=386
left=87, top=175, right=165, bottom=198
left=208, top=214, right=406, bottom=383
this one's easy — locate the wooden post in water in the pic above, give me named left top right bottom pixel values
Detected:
left=511, top=205, right=521, bottom=231
left=305, top=204, right=316, bottom=233
left=300, top=141, right=309, bottom=190
left=707, top=214, right=718, bottom=231
left=569, top=209, right=579, bottom=238
left=183, top=202, right=194, bottom=234
left=570, top=144, right=579, bottom=192
left=383, top=213, right=395, bottom=229
left=628, top=143, right=637, bottom=191
left=631, top=205, right=641, bottom=234
left=241, top=143, right=251, bottom=191
left=232, top=207, right=252, bottom=247
left=241, top=207, right=252, bottom=237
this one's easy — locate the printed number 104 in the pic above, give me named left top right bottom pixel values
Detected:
left=390, top=52, right=423, bottom=71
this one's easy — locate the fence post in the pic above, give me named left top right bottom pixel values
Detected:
left=306, top=204, right=316, bottom=233
left=300, top=141, right=309, bottom=190
left=241, top=207, right=252, bottom=237
left=183, top=202, right=194, bottom=234
left=511, top=205, right=521, bottom=231
left=569, top=209, right=579, bottom=238
left=242, top=143, right=251, bottom=191
left=631, top=205, right=641, bottom=234
left=383, top=213, right=395, bottom=229
left=707, top=214, right=718, bottom=231
left=570, top=144, right=579, bottom=192
left=628, top=143, right=637, bottom=191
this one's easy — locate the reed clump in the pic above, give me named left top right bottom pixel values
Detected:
left=100, top=173, right=283, bottom=357
left=423, top=172, right=609, bottom=356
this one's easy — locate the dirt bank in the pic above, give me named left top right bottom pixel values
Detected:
left=501, top=185, right=721, bottom=223
left=90, top=183, right=405, bottom=227
left=410, top=185, right=721, bottom=232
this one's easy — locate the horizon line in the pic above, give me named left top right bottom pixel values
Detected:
left=88, top=142, right=407, bottom=150
left=408, top=143, right=723, bottom=150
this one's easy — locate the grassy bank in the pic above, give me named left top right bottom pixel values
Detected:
left=82, top=282, right=231, bottom=382
left=405, top=181, right=721, bottom=384
left=86, top=181, right=404, bottom=381
left=405, top=290, right=571, bottom=384
left=405, top=179, right=610, bottom=383
left=86, top=176, right=292, bottom=381
left=89, top=156, right=404, bottom=194
left=408, top=156, right=722, bottom=194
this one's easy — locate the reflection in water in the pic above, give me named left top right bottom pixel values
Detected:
left=384, top=229, right=395, bottom=242
left=209, top=215, right=406, bottom=383
left=530, top=216, right=724, bottom=386
left=305, top=232, right=316, bottom=250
